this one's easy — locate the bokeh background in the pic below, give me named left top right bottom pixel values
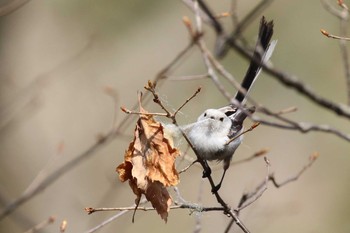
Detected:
left=1, top=0, right=350, bottom=232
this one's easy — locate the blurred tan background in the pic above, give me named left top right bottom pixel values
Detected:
left=1, top=0, right=350, bottom=232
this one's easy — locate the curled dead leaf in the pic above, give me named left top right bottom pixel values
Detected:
left=116, top=96, right=180, bottom=222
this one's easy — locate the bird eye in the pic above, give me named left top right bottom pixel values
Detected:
left=225, top=109, right=237, bottom=116
left=219, top=117, right=224, bottom=122
left=204, top=113, right=207, bottom=117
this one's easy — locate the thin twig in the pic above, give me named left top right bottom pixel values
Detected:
left=231, top=148, right=269, bottom=165
left=85, top=199, right=147, bottom=233
left=24, top=216, right=55, bottom=233
left=225, top=157, right=270, bottom=233
left=225, top=152, right=319, bottom=233
left=225, top=122, right=260, bottom=145
left=338, top=0, right=350, bottom=12
left=321, top=0, right=343, bottom=18
left=187, top=0, right=234, bottom=100
left=269, top=152, right=319, bottom=188
left=85, top=204, right=224, bottom=214
left=60, top=220, right=67, bottom=233
left=338, top=18, right=350, bottom=106
left=237, top=157, right=270, bottom=211
left=193, top=179, right=205, bottom=233
left=0, top=0, right=31, bottom=16
left=173, top=186, right=187, bottom=205
left=274, top=106, right=298, bottom=115
left=23, top=142, right=64, bottom=196
left=182, top=0, right=217, bottom=27
left=179, top=159, right=199, bottom=174
left=238, top=152, right=319, bottom=210
left=120, top=107, right=169, bottom=117
left=232, top=0, right=274, bottom=37
left=142, top=81, right=201, bottom=123
left=174, top=87, right=202, bottom=116
left=156, top=40, right=197, bottom=81
left=85, top=210, right=129, bottom=233
left=252, top=112, right=350, bottom=142
left=167, top=74, right=210, bottom=81
left=230, top=0, right=239, bottom=27
left=323, top=0, right=350, bottom=105
left=321, top=29, right=350, bottom=41
left=103, top=86, right=119, bottom=129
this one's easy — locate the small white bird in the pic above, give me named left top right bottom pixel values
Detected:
left=167, top=17, right=276, bottom=192
left=183, top=105, right=256, bottom=191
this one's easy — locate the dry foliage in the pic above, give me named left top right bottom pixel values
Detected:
left=116, top=95, right=180, bottom=222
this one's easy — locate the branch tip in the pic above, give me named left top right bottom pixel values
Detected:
left=310, top=152, right=320, bottom=161
left=60, top=220, right=67, bottom=233
left=214, top=12, right=231, bottom=19
left=264, top=156, right=270, bottom=166
left=182, top=16, right=195, bottom=37
left=120, top=106, right=130, bottom=114
left=48, top=216, right=56, bottom=223
left=338, top=0, right=349, bottom=10
left=251, top=122, right=260, bottom=129
left=85, top=207, right=95, bottom=215
left=182, top=16, right=192, bottom=27
left=255, top=148, right=270, bottom=157
left=320, top=29, right=350, bottom=40
left=321, top=29, right=329, bottom=37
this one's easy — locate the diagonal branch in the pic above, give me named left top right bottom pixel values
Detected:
left=0, top=0, right=31, bottom=16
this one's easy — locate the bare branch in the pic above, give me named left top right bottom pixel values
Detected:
left=0, top=130, right=121, bottom=221
left=60, top=220, right=67, bottom=233
left=231, top=148, right=269, bottom=165
left=322, top=0, right=350, bottom=105
left=338, top=0, right=350, bottom=12
left=236, top=152, right=318, bottom=213
left=174, top=87, right=202, bottom=116
left=24, top=216, right=55, bottom=233
left=236, top=157, right=271, bottom=211
left=0, top=0, right=31, bottom=16
left=232, top=0, right=274, bottom=37
left=225, top=122, right=260, bottom=146
left=270, top=152, right=319, bottom=188
left=85, top=204, right=224, bottom=214
left=321, top=29, right=350, bottom=41
left=85, top=210, right=130, bottom=233
left=253, top=106, right=350, bottom=142
left=225, top=157, right=271, bottom=233
left=167, top=74, right=210, bottom=81
left=120, top=106, right=169, bottom=117
left=178, top=159, right=198, bottom=174
left=321, top=0, right=343, bottom=18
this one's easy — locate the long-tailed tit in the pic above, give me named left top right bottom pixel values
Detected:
left=168, top=17, right=276, bottom=192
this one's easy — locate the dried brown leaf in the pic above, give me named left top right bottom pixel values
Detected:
left=116, top=98, right=180, bottom=222
left=145, top=181, right=172, bottom=221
